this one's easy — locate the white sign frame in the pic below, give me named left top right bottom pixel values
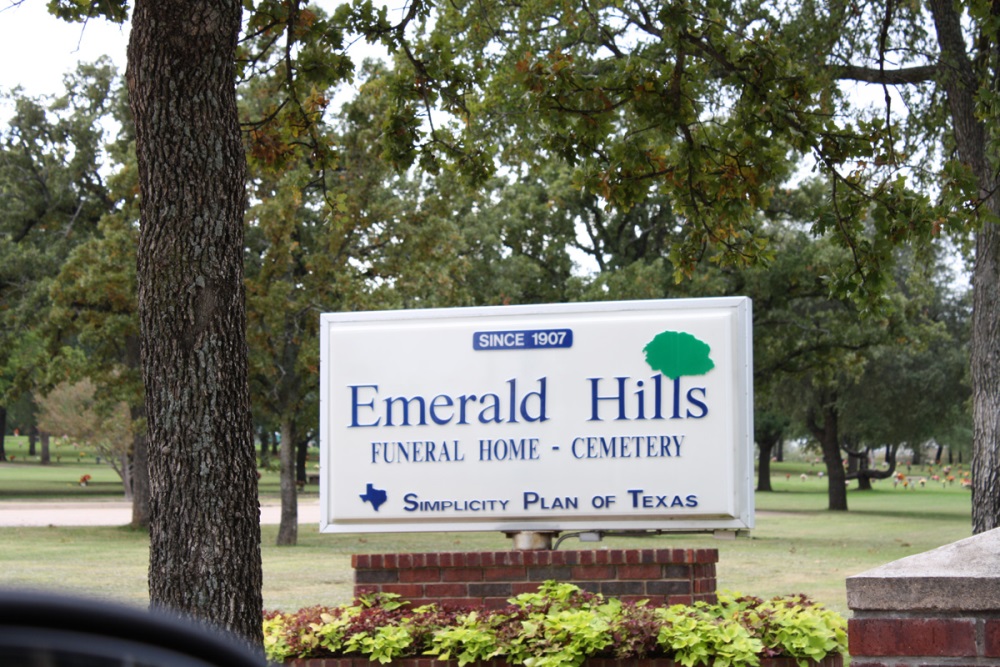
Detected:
left=319, top=298, right=753, bottom=533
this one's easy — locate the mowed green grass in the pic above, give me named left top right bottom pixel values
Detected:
left=0, top=443, right=974, bottom=618
left=0, top=436, right=304, bottom=500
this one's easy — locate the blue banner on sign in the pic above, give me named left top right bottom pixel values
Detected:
left=473, top=329, right=573, bottom=350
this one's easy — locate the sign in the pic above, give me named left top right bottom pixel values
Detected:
left=319, top=298, right=753, bottom=533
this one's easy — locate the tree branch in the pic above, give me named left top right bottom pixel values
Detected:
left=832, top=64, right=937, bottom=85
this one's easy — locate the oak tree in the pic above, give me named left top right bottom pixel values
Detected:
left=126, top=0, right=262, bottom=643
left=352, top=0, right=996, bottom=531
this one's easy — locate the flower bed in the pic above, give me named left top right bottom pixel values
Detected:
left=264, top=582, right=847, bottom=667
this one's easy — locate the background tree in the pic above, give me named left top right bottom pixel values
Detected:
left=347, top=0, right=995, bottom=532
left=0, top=61, right=116, bottom=463
left=838, top=278, right=972, bottom=487
left=36, top=378, right=133, bottom=476
left=44, top=65, right=150, bottom=527
left=238, top=2, right=355, bottom=548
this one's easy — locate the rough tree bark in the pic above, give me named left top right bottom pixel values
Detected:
left=127, top=0, right=263, bottom=644
left=845, top=444, right=900, bottom=491
left=296, top=438, right=309, bottom=484
left=277, top=418, right=298, bottom=546
left=756, top=434, right=778, bottom=492
left=258, top=427, right=271, bottom=470
left=807, top=401, right=848, bottom=511
left=129, top=403, right=150, bottom=530
left=928, top=0, right=1000, bottom=534
left=839, top=0, right=1000, bottom=531
left=126, top=334, right=150, bottom=530
left=0, top=406, right=7, bottom=462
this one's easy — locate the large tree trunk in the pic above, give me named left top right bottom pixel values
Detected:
left=126, top=335, right=151, bottom=530
left=971, top=222, right=1000, bottom=534
left=258, top=426, right=270, bottom=470
left=756, top=437, right=775, bottom=492
left=929, top=0, right=1000, bottom=534
left=0, top=406, right=6, bottom=462
left=277, top=418, right=298, bottom=546
left=127, top=0, right=263, bottom=645
left=808, top=402, right=848, bottom=511
left=296, top=437, right=309, bottom=484
left=40, top=432, right=50, bottom=465
left=130, top=403, right=151, bottom=530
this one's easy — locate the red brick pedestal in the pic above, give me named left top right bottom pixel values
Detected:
left=352, top=548, right=718, bottom=609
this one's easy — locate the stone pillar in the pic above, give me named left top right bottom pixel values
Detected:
left=847, top=528, right=1000, bottom=666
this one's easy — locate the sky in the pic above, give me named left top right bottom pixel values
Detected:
left=0, top=2, right=129, bottom=100
left=0, top=1, right=385, bottom=122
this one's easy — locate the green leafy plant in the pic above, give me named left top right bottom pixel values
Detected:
left=262, top=583, right=847, bottom=665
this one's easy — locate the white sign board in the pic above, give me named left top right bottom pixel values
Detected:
left=319, top=298, right=753, bottom=533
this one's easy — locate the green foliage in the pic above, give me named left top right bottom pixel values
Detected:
left=0, top=59, right=126, bottom=413
left=660, top=593, right=847, bottom=667
left=345, top=623, right=415, bottom=663
left=655, top=604, right=763, bottom=667
left=46, top=0, right=128, bottom=23
left=751, top=596, right=848, bottom=666
left=261, top=582, right=847, bottom=665
left=427, top=611, right=503, bottom=665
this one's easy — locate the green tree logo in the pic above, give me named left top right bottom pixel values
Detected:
left=643, top=331, right=715, bottom=379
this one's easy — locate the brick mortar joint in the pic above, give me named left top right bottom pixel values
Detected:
left=353, top=549, right=718, bottom=566
left=851, top=611, right=1000, bottom=620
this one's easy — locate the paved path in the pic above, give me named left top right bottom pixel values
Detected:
left=0, top=499, right=322, bottom=527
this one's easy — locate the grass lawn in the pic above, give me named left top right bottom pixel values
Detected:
left=0, top=440, right=974, bottom=617
left=0, top=435, right=298, bottom=500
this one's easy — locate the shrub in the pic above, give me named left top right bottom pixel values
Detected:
left=262, top=582, right=847, bottom=667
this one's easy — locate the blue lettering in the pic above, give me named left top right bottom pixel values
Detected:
left=478, top=393, right=502, bottom=423
left=523, top=492, right=578, bottom=510
left=402, top=495, right=510, bottom=512
left=587, top=375, right=707, bottom=422
left=369, top=440, right=464, bottom=463
left=627, top=489, right=697, bottom=509
left=384, top=395, right=427, bottom=426
left=671, top=376, right=682, bottom=419
left=479, top=438, right=540, bottom=461
left=520, top=378, right=547, bottom=422
left=348, top=379, right=547, bottom=428
left=686, top=387, right=708, bottom=418
left=429, top=395, right=454, bottom=425
left=350, top=385, right=380, bottom=427
left=403, top=493, right=418, bottom=511
left=588, top=377, right=628, bottom=421
left=458, top=394, right=478, bottom=424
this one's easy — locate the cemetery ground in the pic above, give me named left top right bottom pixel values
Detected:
left=0, top=436, right=972, bottom=618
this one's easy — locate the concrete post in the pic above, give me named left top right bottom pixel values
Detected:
left=507, top=531, right=557, bottom=550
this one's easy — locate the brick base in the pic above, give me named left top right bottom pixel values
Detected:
left=352, top=548, right=717, bottom=609
left=288, top=656, right=844, bottom=667
left=848, top=614, right=1000, bottom=666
